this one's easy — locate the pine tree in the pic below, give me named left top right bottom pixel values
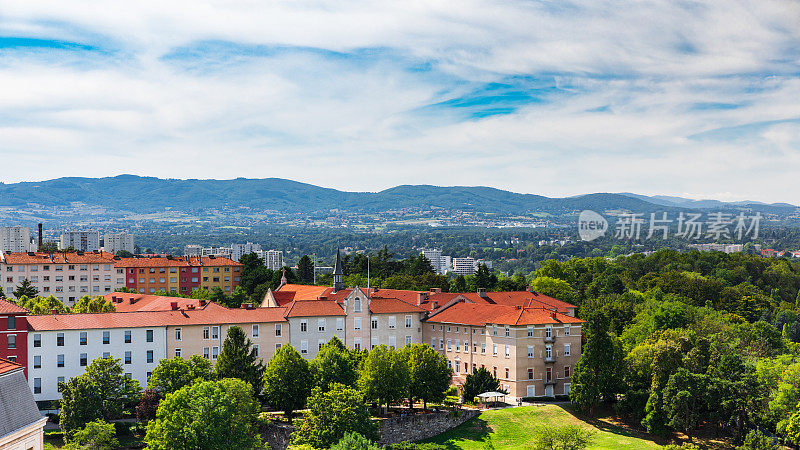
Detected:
left=12, top=278, right=38, bottom=298
left=215, top=326, right=265, bottom=395
left=297, top=255, right=315, bottom=283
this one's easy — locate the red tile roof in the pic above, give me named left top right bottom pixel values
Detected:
left=277, top=284, right=329, bottom=301
left=2, top=251, right=116, bottom=264
left=104, top=292, right=221, bottom=312
left=488, top=308, right=585, bottom=326
left=0, top=357, right=23, bottom=376
left=27, top=306, right=288, bottom=331
left=0, top=298, right=28, bottom=314
left=426, top=302, right=584, bottom=327
left=114, top=256, right=242, bottom=268
left=369, top=297, right=426, bottom=314
left=285, top=300, right=345, bottom=317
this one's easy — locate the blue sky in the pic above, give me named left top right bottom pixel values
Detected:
left=0, top=1, right=799, bottom=203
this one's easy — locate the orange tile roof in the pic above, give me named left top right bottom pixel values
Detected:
left=277, top=284, right=329, bottom=301
left=369, top=297, right=426, bottom=314
left=285, top=300, right=345, bottom=317
left=2, top=251, right=116, bottom=264
left=104, top=292, right=221, bottom=312
left=488, top=308, right=585, bottom=326
left=0, top=357, right=23, bottom=376
left=0, top=298, right=28, bottom=314
left=27, top=306, right=288, bottom=331
left=114, top=256, right=242, bottom=268
left=426, top=302, right=584, bottom=327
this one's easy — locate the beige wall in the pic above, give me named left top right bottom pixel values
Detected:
left=288, top=316, right=346, bottom=359
left=340, top=288, right=424, bottom=350
left=0, top=418, right=46, bottom=450
left=166, top=321, right=288, bottom=366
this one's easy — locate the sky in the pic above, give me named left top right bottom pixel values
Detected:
left=1, top=1, right=799, bottom=203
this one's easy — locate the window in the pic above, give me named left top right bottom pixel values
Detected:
left=146, top=330, right=154, bottom=343
left=318, top=318, right=326, bottom=332
left=492, top=325, right=497, bottom=336
left=57, top=332, right=65, bottom=346
left=492, top=344, right=497, bottom=355
left=405, top=315, right=412, bottom=328
left=455, top=359, right=461, bottom=374
left=34, top=378, right=41, bottom=394
left=527, top=326, right=534, bottom=337
left=33, top=334, right=41, bottom=347
left=7, top=334, right=15, bottom=349
left=147, top=350, right=154, bottom=363
left=565, top=366, right=571, bottom=378
left=464, top=341, right=469, bottom=352
left=354, top=297, right=361, bottom=312
left=103, top=352, right=110, bottom=358
left=80, top=332, right=87, bottom=345
left=447, top=339, right=452, bottom=350
left=125, top=351, right=132, bottom=364
left=455, top=339, right=460, bottom=351
left=336, top=318, right=344, bottom=331
left=354, top=317, right=362, bottom=330
left=211, top=326, right=219, bottom=339
left=528, top=345, right=534, bottom=358
left=300, top=320, right=308, bottom=332
left=564, top=344, right=571, bottom=357
left=505, top=345, right=510, bottom=358
left=203, top=327, right=210, bottom=340
left=175, top=348, right=182, bottom=357
left=371, top=318, right=378, bottom=330
left=389, top=336, right=396, bottom=348
left=440, top=339, right=444, bottom=350
left=275, top=343, right=281, bottom=351
left=318, top=340, right=325, bottom=351
left=103, top=331, right=110, bottom=344
left=57, top=354, right=64, bottom=367
left=473, top=342, right=478, bottom=353
left=564, top=325, right=571, bottom=336
left=388, top=316, right=396, bottom=329
left=125, top=373, right=132, bottom=379
left=354, top=338, right=361, bottom=351
left=203, top=347, right=210, bottom=359
left=481, top=343, right=486, bottom=354
left=33, top=355, right=41, bottom=369
left=275, top=324, right=282, bottom=337
left=504, top=326, right=510, bottom=337
left=175, top=328, right=182, bottom=341
left=253, top=345, right=260, bottom=357
left=432, top=337, right=436, bottom=347
left=212, top=346, right=219, bottom=359
left=405, top=335, right=412, bottom=345
left=493, top=366, right=497, bottom=378
left=545, top=325, right=552, bottom=338
left=80, top=353, right=87, bottom=367
left=7, top=316, right=15, bottom=330
left=125, top=330, right=132, bottom=343
left=546, top=345, right=552, bottom=359
left=300, top=340, right=308, bottom=354
left=505, top=368, right=509, bottom=379
left=528, top=368, right=534, bottom=380
left=252, top=324, right=260, bottom=337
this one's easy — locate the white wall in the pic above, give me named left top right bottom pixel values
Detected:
left=287, top=316, right=345, bottom=359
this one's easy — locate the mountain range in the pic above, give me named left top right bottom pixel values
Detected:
left=0, top=175, right=795, bottom=217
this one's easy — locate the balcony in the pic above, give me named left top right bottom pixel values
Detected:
left=544, top=379, right=557, bottom=385
left=545, top=355, right=557, bottom=363
left=544, top=335, right=555, bottom=343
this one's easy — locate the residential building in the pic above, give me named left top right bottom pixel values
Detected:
left=452, top=257, right=476, bottom=275
left=231, top=242, right=262, bottom=262
left=184, top=245, right=203, bottom=257
left=0, top=226, right=34, bottom=253
left=0, top=251, right=123, bottom=304
left=0, top=299, right=29, bottom=373
left=201, top=247, right=232, bottom=258
left=421, top=249, right=445, bottom=274
left=0, top=357, right=46, bottom=450
left=118, top=255, right=242, bottom=295
left=284, top=300, right=345, bottom=358
left=259, top=249, right=284, bottom=270
left=60, top=231, right=101, bottom=252
left=104, top=232, right=134, bottom=254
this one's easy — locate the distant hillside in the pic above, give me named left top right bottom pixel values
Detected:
left=0, top=175, right=795, bottom=216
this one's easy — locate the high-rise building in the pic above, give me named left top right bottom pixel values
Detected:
left=104, top=232, right=134, bottom=254
left=0, top=226, right=34, bottom=253
left=421, top=248, right=444, bottom=274
left=452, top=257, right=476, bottom=275
left=60, top=231, right=101, bottom=252
left=259, top=249, right=284, bottom=270
left=231, top=242, right=263, bottom=261
left=184, top=245, right=203, bottom=257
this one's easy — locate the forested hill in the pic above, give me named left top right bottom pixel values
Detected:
left=0, top=174, right=795, bottom=216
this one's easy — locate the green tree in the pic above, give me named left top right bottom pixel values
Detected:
left=148, top=355, right=214, bottom=394
left=474, top=264, right=496, bottom=290
left=72, top=296, right=116, bottom=313
left=145, top=378, right=264, bottom=450
left=297, top=255, right=315, bottom=283
left=13, top=278, right=38, bottom=298
left=452, top=275, right=467, bottom=292
left=215, top=326, right=265, bottom=395
left=39, top=241, right=59, bottom=252
left=570, top=314, right=622, bottom=416
left=462, top=367, right=503, bottom=403
left=329, top=432, right=382, bottom=450
left=263, top=344, right=313, bottom=422
left=292, top=383, right=379, bottom=449
left=405, top=343, right=452, bottom=409
left=663, top=368, right=706, bottom=442
left=531, top=424, right=594, bottom=450
left=310, top=337, right=359, bottom=390
left=529, top=276, right=578, bottom=304
left=358, top=345, right=409, bottom=411
left=59, top=376, right=103, bottom=441
left=736, top=429, right=779, bottom=450
left=65, top=419, right=119, bottom=450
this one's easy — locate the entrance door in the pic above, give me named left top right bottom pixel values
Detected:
left=564, top=383, right=571, bottom=396
left=545, top=367, right=552, bottom=383
left=527, top=385, right=535, bottom=397
left=545, top=385, right=554, bottom=397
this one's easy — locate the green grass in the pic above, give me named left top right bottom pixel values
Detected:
left=422, top=405, right=662, bottom=449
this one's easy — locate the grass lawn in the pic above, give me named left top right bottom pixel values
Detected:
left=422, top=405, right=663, bottom=449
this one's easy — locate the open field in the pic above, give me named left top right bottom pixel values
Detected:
left=422, top=405, right=663, bottom=449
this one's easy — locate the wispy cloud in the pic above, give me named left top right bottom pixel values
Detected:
left=0, top=0, right=799, bottom=202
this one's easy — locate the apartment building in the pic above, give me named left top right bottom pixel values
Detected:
left=284, top=300, right=345, bottom=358
left=0, top=226, right=34, bottom=253
left=118, top=255, right=242, bottom=294
left=60, top=231, right=101, bottom=252
left=0, top=299, right=28, bottom=372
left=0, top=251, right=124, bottom=303
left=260, top=249, right=284, bottom=270
left=104, top=232, right=134, bottom=254
left=231, top=242, right=262, bottom=262
left=0, top=357, right=46, bottom=450
left=421, top=249, right=445, bottom=274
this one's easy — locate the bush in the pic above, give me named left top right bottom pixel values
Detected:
left=64, top=419, right=119, bottom=450
left=737, top=430, right=780, bottom=450
left=532, top=424, right=594, bottom=450
left=329, top=432, right=381, bottom=450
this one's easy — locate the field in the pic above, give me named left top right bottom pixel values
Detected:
left=422, top=405, right=663, bottom=449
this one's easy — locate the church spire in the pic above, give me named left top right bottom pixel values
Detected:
left=332, top=248, right=344, bottom=293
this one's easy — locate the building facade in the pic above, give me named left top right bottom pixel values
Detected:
left=231, top=242, right=263, bottom=262
left=0, top=299, right=28, bottom=372
left=119, top=256, right=242, bottom=294
left=0, top=226, right=34, bottom=253
left=0, top=358, right=46, bottom=450
left=60, top=231, right=101, bottom=252
left=104, top=232, right=134, bottom=254
left=260, top=250, right=284, bottom=270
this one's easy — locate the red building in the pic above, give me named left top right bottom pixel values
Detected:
left=0, top=298, right=28, bottom=375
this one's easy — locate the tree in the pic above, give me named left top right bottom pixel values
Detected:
left=72, top=296, right=116, bottom=313
left=453, top=275, right=467, bottom=292
left=737, top=429, right=780, bottom=450
left=474, top=264, right=496, bottom=290
left=297, top=255, right=315, bottom=283
left=310, top=337, right=359, bottom=390
left=135, top=388, right=162, bottom=423
left=263, top=343, right=313, bottom=422
left=529, top=276, right=578, bottom=304
left=39, top=241, right=59, bottom=252
left=148, top=355, right=214, bottom=394
left=145, top=378, right=264, bottom=450
left=116, top=250, right=134, bottom=258
left=663, top=368, right=706, bottom=442
left=65, top=419, right=119, bottom=450
left=405, top=343, right=452, bottom=409
left=329, top=432, right=382, bottom=450
left=59, top=357, right=140, bottom=440
left=570, top=314, right=622, bottom=416
left=292, top=383, right=379, bottom=449
left=13, top=278, right=38, bottom=298
left=462, top=367, right=503, bottom=403
left=531, top=424, right=594, bottom=450
left=215, top=326, right=266, bottom=395
left=358, top=345, right=409, bottom=411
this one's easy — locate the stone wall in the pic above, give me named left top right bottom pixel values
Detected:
left=260, top=422, right=295, bottom=450
left=378, top=409, right=481, bottom=445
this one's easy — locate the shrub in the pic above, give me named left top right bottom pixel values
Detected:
left=329, top=432, right=381, bottom=450
left=532, top=424, right=594, bottom=450
left=64, top=419, right=119, bottom=450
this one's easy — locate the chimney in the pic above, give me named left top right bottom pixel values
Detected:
left=477, top=288, right=488, bottom=298
left=199, top=299, right=207, bottom=306
left=170, top=302, right=178, bottom=310
left=432, top=301, right=439, bottom=310
left=551, top=312, right=557, bottom=320
left=429, top=288, right=442, bottom=294
left=38, top=223, right=43, bottom=251
left=526, top=285, right=534, bottom=293
left=417, top=292, right=427, bottom=306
